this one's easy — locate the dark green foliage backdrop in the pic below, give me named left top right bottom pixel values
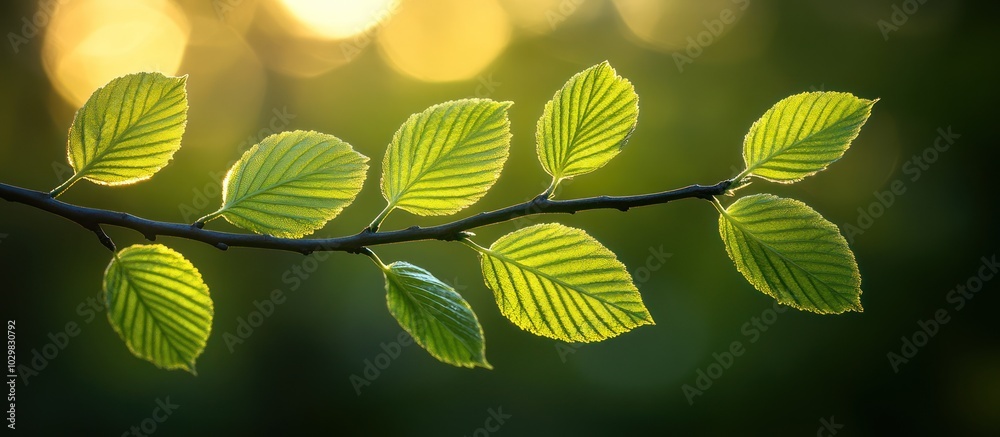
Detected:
left=1, top=0, right=997, bottom=435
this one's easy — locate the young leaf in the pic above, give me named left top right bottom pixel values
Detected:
left=383, top=262, right=490, bottom=369
left=475, top=223, right=653, bottom=342
left=740, top=92, right=876, bottom=183
left=203, top=130, right=369, bottom=238
left=717, top=194, right=863, bottom=314
left=536, top=61, right=638, bottom=188
left=103, top=244, right=213, bottom=373
left=54, top=72, right=188, bottom=196
left=378, top=98, right=512, bottom=223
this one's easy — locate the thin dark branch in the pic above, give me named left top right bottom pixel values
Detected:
left=0, top=180, right=731, bottom=255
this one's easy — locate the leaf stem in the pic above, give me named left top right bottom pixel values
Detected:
left=194, top=210, right=224, bottom=227
left=368, top=204, right=393, bottom=232
left=359, top=247, right=389, bottom=272
left=710, top=196, right=726, bottom=215
left=49, top=173, right=82, bottom=199
left=540, top=177, right=561, bottom=199
left=459, top=237, right=490, bottom=254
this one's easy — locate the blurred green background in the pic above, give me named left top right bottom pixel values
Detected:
left=1, top=0, right=997, bottom=435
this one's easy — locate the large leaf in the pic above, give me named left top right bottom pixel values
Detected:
left=476, top=223, right=653, bottom=342
left=740, top=92, right=876, bottom=183
left=383, top=262, right=490, bottom=369
left=55, top=72, right=188, bottom=195
left=204, top=130, right=369, bottom=238
left=380, top=98, right=512, bottom=218
left=718, top=194, right=863, bottom=314
left=536, top=61, right=638, bottom=184
left=103, top=244, right=213, bottom=373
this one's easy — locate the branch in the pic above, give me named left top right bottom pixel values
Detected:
left=0, top=180, right=731, bottom=255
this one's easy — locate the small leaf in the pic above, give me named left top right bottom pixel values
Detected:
left=718, top=194, right=863, bottom=314
left=206, top=130, right=369, bottom=238
left=380, top=99, right=512, bottom=218
left=741, top=92, right=876, bottom=183
left=56, top=72, right=188, bottom=195
left=536, top=61, right=639, bottom=183
left=103, top=244, right=213, bottom=373
left=383, top=262, right=490, bottom=369
left=476, top=223, right=653, bottom=342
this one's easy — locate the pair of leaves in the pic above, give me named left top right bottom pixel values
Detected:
left=50, top=73, right=212, bottom=371
left=719, top=92, right=875, bottom=314
left=369, top=60, right=638, bottom=228
left=379, top=223, right=654, bottom=369
left=53, top=72, right=371, bottom=240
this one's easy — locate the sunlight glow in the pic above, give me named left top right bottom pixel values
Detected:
left=377, top=0, right=511, bottom=83
left=276, top=0, right=399, bottom=40
left=42, top=0, right=190, bottom=107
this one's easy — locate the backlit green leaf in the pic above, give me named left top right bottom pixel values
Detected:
left=476, top=223, right=653, bottom=342
left=379, top=98, right=512, bottom=221
left=536, top=61, right=638, bottom=185
left=740, top=92, right=875, bottom=183
left=103, top=244, right=213, bottom=373
left=383, top=262, right=490, bottom=369
left=205, top=130, right=369, bottom=238
left=55, top=72, right=188, bottom=196
left=718, top=194, right=863, bottom=314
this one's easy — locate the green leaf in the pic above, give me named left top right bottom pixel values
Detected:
left=103, top=244, right=213, bottom=373
left=740, top=92, right=876, bottom=183
left=383, top=262, right=490, bottom=369
left=204, top=130, right=369, bottom=238
left=717, top=194, right=863, bottom=314
left=379, top=98, right=512, bottom=221
left=54, top=72, right=188, bottom=196
left=475, top=223, right=653, bottom=342
left=536, top=61, right=639, bottom=186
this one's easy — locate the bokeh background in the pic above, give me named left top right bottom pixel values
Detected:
left=1, top=0, right=997, bottom=435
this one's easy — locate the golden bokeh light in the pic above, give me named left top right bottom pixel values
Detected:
left=612, top=0, right=747, bottom=51
left=42, top=0, right=190, bottom=107
left=275, top=0, right=399, bottom=40
left=377, top=0, right=511, bottom=83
